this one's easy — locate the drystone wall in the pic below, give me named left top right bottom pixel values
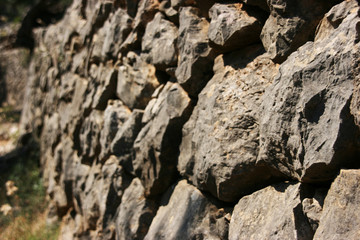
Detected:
left=20, top=0, right=360, bottom=239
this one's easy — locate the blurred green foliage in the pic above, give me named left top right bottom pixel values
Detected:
left=0, top=0, right=72, bottom=23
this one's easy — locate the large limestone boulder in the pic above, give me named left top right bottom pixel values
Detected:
left=314, top=169, right=360, bottom=239
left=145, top=180, right=230, bottom=240
left=178, top=46, right=284, bottom=202
left=258, top=1, right=360, bottom=183
left=133, top=82, right=192, bottom=197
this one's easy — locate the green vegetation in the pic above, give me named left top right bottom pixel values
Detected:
left=0, top=0, right=73, bottom=24
left=0, top=148, right=60, bottom=240
left=0, top=107, right=60, bottom=239
left=0, top=0, right=38, bottom=23
left=0, top=105, right=21, bottom=123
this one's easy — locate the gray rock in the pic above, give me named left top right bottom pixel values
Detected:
left=71, top=48, right=89, bottom=76
left=79, top=110, right=104, bottom=163
left=141, top=12, right=178, bottom=70
left=99, top=100, right=131, bottom=162
left=178, top=46, right=284, bottom=202
left=260, top=0, right=338, bottom=63
left=59, top=73, right=78, bottom=102
left=91, top=64, right=118, bottom=110
left=47, top=137, right=78, bottom=217
left=91, top=23, right=108, bottom=63
left=175, top=7, right=215, bottom=97
left=40, top=113, right=61, bottom=156
left=82, top=162, right=102, bottom=230
left=115, top=178, right=157, bottom=240
left=208, top=3, right=262, bottom=52
left=111, top=109, right=144, bottom=174
left=257, top=4, right=360, bottom=183
left=145, top=180, right=230, bottom=240
left=314, top=170, right=360, bottom=240
left=102, top=8, right=133, bottom=59
left=133, top=82, right=192, bottom=196
left=79, top=0, right=113, bottom=44
left=58, top=76, right=91, bottom=137
left=81, top=156, right=132, bottom=232
left=116, top=52, right=160, bottom=109
left=98, top=156, right=132, bottom=231
left=119, top=0, right=161, bottom=54
left=229, top=182, right=313, bottom=240
left=314, top=0, right=358, bottom=42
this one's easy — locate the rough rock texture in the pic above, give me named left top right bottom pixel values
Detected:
left=175, top=7, right=215, bottom=97
left=258, top=1, right=360, bottom=183
left=18, top=0, right=360, bottom=239
left=229, top=182, right=313, bottom=240
left=208, top=3, right=262, bottom=52
left=115, top=178, right=157, bottom=240
left=141, top=12, right=178, bottom=70
left=179, top=45, right=285, bottom=202
left=133, top=82, right=192, bottom=196
left=145, top=180, right=230, bottom=240
left=260, top=0, right=339, bottom=63
left=116, top=52, right=160, bottom=109
left=314, top=170, right=360, bottom=239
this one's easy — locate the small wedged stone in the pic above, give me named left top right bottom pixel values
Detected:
left=144, top=180, right=230, bottom=240
left=229, top=182, right=313, bottom=240
left=99, top=100, right=131, bottom=162
left=133, top=82, right=192, bottom=197
left=115, top=178, right=157, bottom=240
left=111, top=109, right=144, bottom=174
left=116, top=52, right=160, bottom=109
left=79, top=110, right=104, bottom=164
left=257, top=3, right=360, bottom=183
left=208, top=3, right=262, bottom=52
left=260, top=0, right=339, bottom=63
left=302, top=188, right=326, bottom=232
left=141, top=12, right=178, bottom=70
left=178, top=46, right=284, bottom=202
left=314, top=170, right=360, bottom=240
left=175, top=7, right=215, bottom=97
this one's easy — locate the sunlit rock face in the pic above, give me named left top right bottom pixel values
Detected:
left=20, top=0, right=360, bottom=239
